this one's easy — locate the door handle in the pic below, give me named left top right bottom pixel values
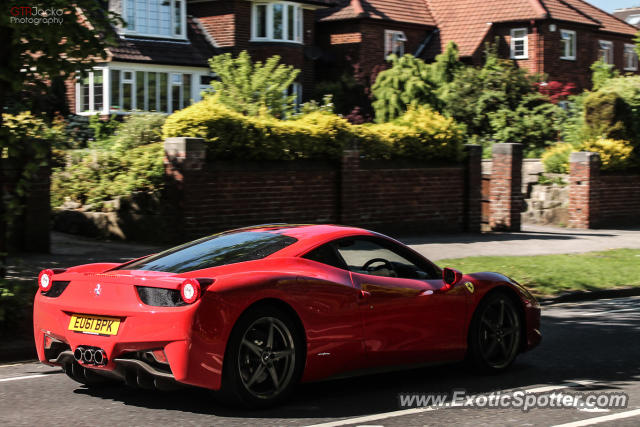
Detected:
left=359, top=290, right=371, bottom=299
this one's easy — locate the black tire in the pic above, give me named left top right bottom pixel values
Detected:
left=217, top=304, right=305, bottom=408
left=467, top=291, right=522, bottom=373
left=64, top=361, right=116, bottom=386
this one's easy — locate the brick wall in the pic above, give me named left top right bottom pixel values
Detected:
left=489, top=143, right=523, bottom=232
left=164, top=138, right=482, bottom=239
left=569, top=151, right=640, bottom=228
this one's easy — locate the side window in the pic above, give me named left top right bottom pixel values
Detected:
left=336, top=238, right=436, bottom=280
left=303, top=244, right=347, bottom=270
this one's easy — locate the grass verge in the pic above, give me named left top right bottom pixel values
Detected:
left=439, top=249, right=640, bottom=297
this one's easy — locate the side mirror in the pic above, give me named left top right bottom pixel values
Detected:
left=442, top=267, right=463, bottom=290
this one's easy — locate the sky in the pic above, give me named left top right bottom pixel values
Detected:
left=586, top=0, right=639, bottom=12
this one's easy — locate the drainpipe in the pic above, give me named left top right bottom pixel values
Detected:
left=415, top=28, right=440, bottom=58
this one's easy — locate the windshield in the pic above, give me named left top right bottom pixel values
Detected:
left=117, top=231, right=297, bottom=273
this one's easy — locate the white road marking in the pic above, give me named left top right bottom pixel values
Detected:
left=551, top=408, right=640, bottom=427
left=305, top=408, right=435, bottom=427
left=0, top=373, right=60, bottom=383
left=305, top=381, right=593, bottom=427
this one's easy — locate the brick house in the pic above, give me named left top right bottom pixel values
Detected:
left=68, top=0, right=639, bottom=115
left=318, top=0, right=640, bottom=90
left=69, top=0, right=334, bottom=115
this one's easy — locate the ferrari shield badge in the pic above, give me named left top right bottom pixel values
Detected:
left=464, top=282, right=475, bottom=294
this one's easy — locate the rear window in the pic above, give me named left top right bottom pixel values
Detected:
left=117, top=232, right=297, bottom=273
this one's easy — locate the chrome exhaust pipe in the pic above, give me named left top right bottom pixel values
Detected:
left=74, top=347, right=84, bottom=362
left=93, top=349, right=107, bottom=366
left=82, top=348, right=95, bottom=364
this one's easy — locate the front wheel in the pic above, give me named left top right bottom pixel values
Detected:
left=467, top=292, right=522, bottom=372
left=218, top=305, right=304, bottom=408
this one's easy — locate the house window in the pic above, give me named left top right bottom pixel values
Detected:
left=385, top=30, right=407, bottom=58
left=624, top=44, right=638, bottom=71
left=598, top=40, right=613, bottom=64
left=123, top=0, right=185, bottom=39
left=251, top=2, right=303, bottom=43
left=510, top=28, right=528, bottom=59
left=77, top=67, right=200, bottom=114
left=560, top=30, right=576, bottom=60
left=286, top=82, right=303, bottom=107
left=77, top=69, right=106, bottom=114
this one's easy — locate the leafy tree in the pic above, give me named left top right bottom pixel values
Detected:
left=591, top=60, right=620, bottom=91
left=440, top=44, right=536, bottom=141
left=208, top=51, right=300, bottom=118
left=489, top=93, right=564, bottom=156
left=371, top=54, right=440, bottom=123
left=0, top=2, right=121, bottom=273
left=429, top=42, right=464, bottom=85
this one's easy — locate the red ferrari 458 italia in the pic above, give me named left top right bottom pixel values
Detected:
left=34, top=224, right=541, bottom=407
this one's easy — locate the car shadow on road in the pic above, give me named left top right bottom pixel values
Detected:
left=74, top=306, right=640, bottom=421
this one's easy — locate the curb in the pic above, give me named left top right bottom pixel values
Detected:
left=540, top=287, right=640, bottom=305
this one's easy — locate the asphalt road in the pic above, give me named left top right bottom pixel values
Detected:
left=2, top=296, right=639, bottom=427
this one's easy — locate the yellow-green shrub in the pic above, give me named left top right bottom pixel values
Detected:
left=542, top=143, right=576, bottom=174
left=580, top=138, right=635, bottom=172
left=542, top=139, right=636, bottom=174
left=162, top=100, right=464, bottom=162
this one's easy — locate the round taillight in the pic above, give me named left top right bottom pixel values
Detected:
left=180, top=279, right=201, bottom=304
left=38, top=269, right=54, bottom=292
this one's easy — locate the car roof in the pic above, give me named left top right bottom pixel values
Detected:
left=231, top=224, right=376, bottom=255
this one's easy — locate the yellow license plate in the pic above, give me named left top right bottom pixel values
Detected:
left=68, top=314, right=121, bottom=336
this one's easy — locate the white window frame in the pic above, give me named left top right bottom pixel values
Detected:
left=251, top=1, right=304, bottom=44
left=624, top=43, right=638, bottom=71
left=122, top=0, right=187, bottom=40
left=560, top=29, right=577, bottom=60
left=598, top=40, right=613, bottom=64
left=510, top=28, right=529, bottom=59
left=384, top=30, right=407, bottom=59
left=75, top=68, right=108, bottom=115
left=75, top=63, right=209, bottom=115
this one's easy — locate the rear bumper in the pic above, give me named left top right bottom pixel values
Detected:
left=33, top=292, right=223, bottom=390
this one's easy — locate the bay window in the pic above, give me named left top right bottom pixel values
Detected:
left=76, top=65, right=206, bottom=115
left=252, top=2, right=303, bottom=43
left=124, top=0, right=185, bottom=39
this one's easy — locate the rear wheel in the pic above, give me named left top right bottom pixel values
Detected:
left=467, top=292, right=522, bottom=372
left=218, top=305, right=304, bottom=408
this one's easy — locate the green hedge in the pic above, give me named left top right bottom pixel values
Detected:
left=162, top=97, right=465, bottom=162
left=51, top=142, right=164, bottom=207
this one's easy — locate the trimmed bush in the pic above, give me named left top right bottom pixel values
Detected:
left=360, top=107, right=464, bottom=161
left=162, top=98, right=465, bottom=162
left=542, top=139, right=636, bottom=174
left=580, top=139, right=636, bottom=172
